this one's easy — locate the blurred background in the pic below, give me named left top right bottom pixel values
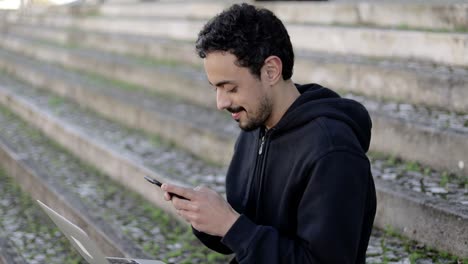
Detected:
left=0, top=0, right=467, bottom=263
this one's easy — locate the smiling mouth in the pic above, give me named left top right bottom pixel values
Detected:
left=228, top=107, right=244, bottom=121
left=231, top=111, right=241, bottom=120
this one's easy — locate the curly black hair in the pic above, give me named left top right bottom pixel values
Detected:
left=196, top=3, right=294, bottom=80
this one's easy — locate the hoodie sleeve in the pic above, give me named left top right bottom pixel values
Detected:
left=221, top=150, right=372, bottom=263
left=192, top=227, right=233, bottom=254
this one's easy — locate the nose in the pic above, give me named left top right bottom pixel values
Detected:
left=216, top=89, right=231, bottom=110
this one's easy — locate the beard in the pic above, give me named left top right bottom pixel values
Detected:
left=228, top=95, right=272, bottom=132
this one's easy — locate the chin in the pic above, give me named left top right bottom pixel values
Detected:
left=239, top=121, right=261, bottom=132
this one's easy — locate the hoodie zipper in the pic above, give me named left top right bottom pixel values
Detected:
left=258, top=133, right=266, bottom=155
left=244, top=127, right=270, bottom=215
left=253, top=127, right=272, bottom=219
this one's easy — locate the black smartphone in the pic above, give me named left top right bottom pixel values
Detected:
left=144, top=176, right=188, bottom=200
left=144, top=175, right=163, bottom=187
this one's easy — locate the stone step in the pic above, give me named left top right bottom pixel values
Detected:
left=0, top=113, right=153, bottom=262
left=0, top=89, right=231, bottom=263
left=0, top=64, right=466, bottom=259
left=111, top=1, right=468, bottom=32
left=0, top=30, right=214, bottom=108
left=0, top=37, right=237, bottom=165
left=0, top=51, right=232, bottom=191
left=0, top=45, right=466, bottom=175
left=4, top=12, right=468, bottom=67
left=5, top=25, right=468, bottom=113
left=18, top=1, right=468, bottom=32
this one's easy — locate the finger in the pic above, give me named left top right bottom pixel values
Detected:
left=172, top=197, right=195, bottom=211
left=177, top=210, right=198, bottom=223
left=163, top=192, right=172, bottom=201
left=162, top=184, right=195, bottom=200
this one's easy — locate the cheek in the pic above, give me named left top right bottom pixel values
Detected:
left=238, top=80, right=267, bottom=111
left=241, top=97, right=258, bottom=115
left=249, top=88, right=268, bottom=109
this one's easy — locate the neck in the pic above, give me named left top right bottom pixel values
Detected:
left=265, top=80, right=300, bottom=129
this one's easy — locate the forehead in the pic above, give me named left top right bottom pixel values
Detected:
left=204, top=51, right=249, bottom=86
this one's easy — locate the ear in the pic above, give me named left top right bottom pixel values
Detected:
left=263, top=56, right=283, bottom=85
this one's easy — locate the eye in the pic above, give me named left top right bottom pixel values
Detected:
left=228, top=86, right=238, bottom=93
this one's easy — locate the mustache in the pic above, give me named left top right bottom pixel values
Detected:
left=227, top=106, right=244, bottom=113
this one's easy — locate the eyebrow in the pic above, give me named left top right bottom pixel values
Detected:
left=209, top=80, right=236, bottom=87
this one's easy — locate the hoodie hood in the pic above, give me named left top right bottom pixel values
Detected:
left=274, top=83, right=372, bottom=152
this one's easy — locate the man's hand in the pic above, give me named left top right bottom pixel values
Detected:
left=162, top=184, right=240, bottom=237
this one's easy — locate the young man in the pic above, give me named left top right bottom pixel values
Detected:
left=162, top=3, right=376, bottom=263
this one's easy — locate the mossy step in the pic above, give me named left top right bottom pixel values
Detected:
left=0, top=45, right=237, bottom=166
left=0, top=104, right=231, bottom=263
left=0, top=46, right=466, bottom=176
left=0, top=53, right=466, bottom=258
left=3, top=13, right=468, bottom=67
left=0, top=166, right=88, bottom=263
left=4, top=27, right=468, bottom=113
left=0, top=100, right=464, bottom=263
left=15, top=1, right=468, bottom=32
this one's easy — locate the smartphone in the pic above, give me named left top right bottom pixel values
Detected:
left=144, top=176, right=188, bottom=200
left=144, top=175, right=163, bottom=187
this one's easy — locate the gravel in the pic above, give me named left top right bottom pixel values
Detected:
left=346, top=93, right=468, bottom=134
left=369, top=155, right=467, bottom=205
left=0, top=169, right=86, bottom=264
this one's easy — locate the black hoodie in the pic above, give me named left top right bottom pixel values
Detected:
left=193, top=83, right=377, bottom=263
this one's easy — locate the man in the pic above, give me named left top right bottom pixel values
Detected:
left=161, top=3, right=376, bottom=263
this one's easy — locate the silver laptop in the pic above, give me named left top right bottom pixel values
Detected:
left=37, top=200, right=165, bottom=264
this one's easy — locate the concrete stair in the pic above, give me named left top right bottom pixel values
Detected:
left=0, top=40, right=466, bottom=259
left=0, top=0, right=466, bottom=262
left=0, top=34, right=465, bottom=176
left=97, top=1, right=468, bottom=32
left=3, top=25, right=468, bottom=113
left=8, top=1, right=468, bottom=31
left=0, top=75, right=232, bottom=263
left=0, top=147, right=105, bottom=263
left=0, top=135, right=151, bottom=260
left=0, top=52, right=466, bottom=261
left=3, top=9, right=468, bottom=67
